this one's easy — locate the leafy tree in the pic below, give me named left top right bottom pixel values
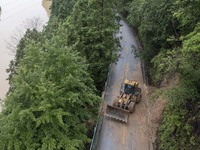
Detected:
left=1, top=0, right=122, bottom=149
left=173, top=0, right=200, bottom=35
left=67, top=0, right=120, bottom=91
left=181, top=22, right=200, bottom=71
left=0, top=29, right=100, bottom=149
left=126, top=0, right=181, bottom=85
left=7, top=29, right=41, bottom=92
left=127, top=0, right=145, bottom=28
left=151, top=49, right=180, bottom=85
left=158, top=87, right=199, bottom=150
left=154, top=23, right=200, bottom=149
left=125, top=0, right=200, bottom=149
left=51, top=0, right=75, bottom=19
left=116, top=0, right=132, bottom=16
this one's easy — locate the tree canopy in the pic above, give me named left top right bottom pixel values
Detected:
left=0, top=25, right=100, bottom=149
left=66, top=0, right=120, bottom=91
left=121, top=0, right=200, bottom=149
left=0, top=0, right=120, bottom=149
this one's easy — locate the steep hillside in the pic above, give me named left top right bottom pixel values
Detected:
left=121, top=0, right=200, bottom=149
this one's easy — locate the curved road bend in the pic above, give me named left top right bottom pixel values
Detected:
left=96, top=19, right=152, bottom=150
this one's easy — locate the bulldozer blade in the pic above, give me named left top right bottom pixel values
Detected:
left=105, top=105, right=130, bottom=123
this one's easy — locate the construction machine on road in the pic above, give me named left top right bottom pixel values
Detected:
left=105, top=79, right=141, bottom=123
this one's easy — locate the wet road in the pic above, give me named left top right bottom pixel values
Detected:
left=0, top=0, right=50, bottom=100
left=96, top=19, right=151, bottom=150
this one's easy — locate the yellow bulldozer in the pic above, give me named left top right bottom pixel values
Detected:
left=105, top=79, right=141, bottom=123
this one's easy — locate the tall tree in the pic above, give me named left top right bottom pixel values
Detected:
left=125, top=0, right=200, bottom=149
left=7, top=29, right=41, bottom=88
left=67, top=0, right=120, bottom=91
left=51, top=0, right=75, bottom=19
left=0, top=29, right=100, bottom=149
left=151, top=11, right=200, bottom=150
left=173, top=0, right=200, bottom=35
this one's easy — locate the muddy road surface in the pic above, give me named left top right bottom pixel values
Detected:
left=96, top=19, right=152, bottom=150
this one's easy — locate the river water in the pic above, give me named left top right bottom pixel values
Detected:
left=0, top=0, right=51, bottom=101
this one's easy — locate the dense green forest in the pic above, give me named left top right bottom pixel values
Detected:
left=0, top=0, right=119, bottom=149
left=0, top=0, right=199, bottom=149
left=120, top=0, right=200, bottom=149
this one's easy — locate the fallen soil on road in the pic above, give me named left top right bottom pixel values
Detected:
left=140, top=77, right=179, bottom=148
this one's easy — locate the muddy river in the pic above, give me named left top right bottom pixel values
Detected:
left=0, top=0, right=51, bottom=101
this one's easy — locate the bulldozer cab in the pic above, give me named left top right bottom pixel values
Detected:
left=124, top=84, right=134, bottom=94
left=123, top=79, right=139, bottom=95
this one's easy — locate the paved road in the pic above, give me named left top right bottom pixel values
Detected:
left=96, top=19, right=151, bottom=150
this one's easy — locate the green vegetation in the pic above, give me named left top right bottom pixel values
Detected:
left=51, top=0, right=75, bottom=19
left=122, top=0, right=200, bottom=149
left=7, top=29, right=41, bottom=89
left=2, top=0, right=199, bottom=149
left=66, top=0, right=119, bottom=91
left=0, top=0, right=119, bottom=149
left=0, top=34, right=100, bottom=149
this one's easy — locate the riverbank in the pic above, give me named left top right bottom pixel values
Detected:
left=0, top=0, right=50, bottom=101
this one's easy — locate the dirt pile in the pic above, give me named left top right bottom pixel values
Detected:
left=144, top=77, right=178, bottom=145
